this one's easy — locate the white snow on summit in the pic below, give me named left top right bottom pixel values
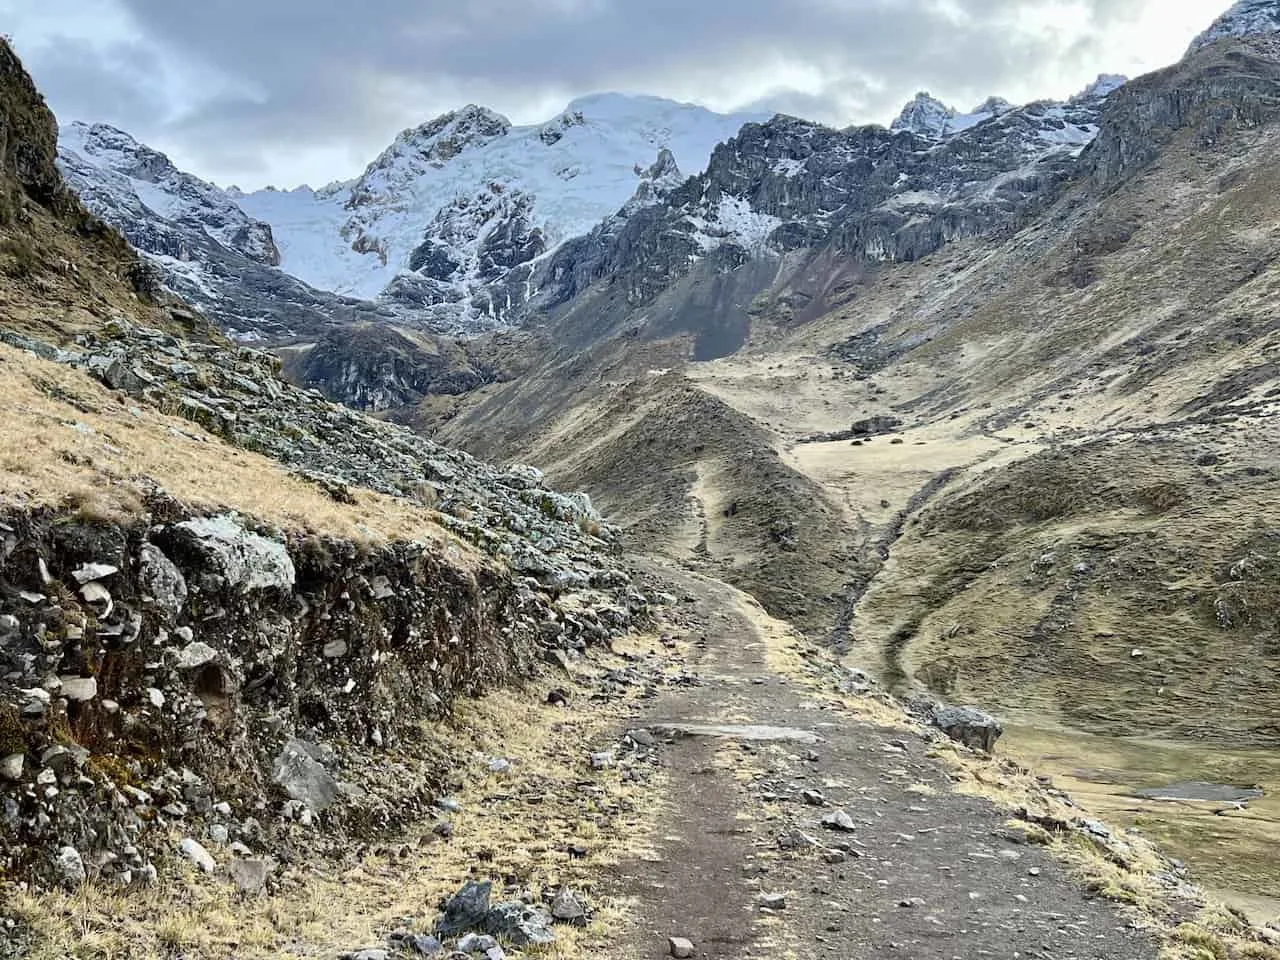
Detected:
left=1189, top=0, right=1280, bottom=52
left=890, top=92, right=1012, bottom=140
left=236, top=93, right=767, bottom=318
left=59, top=121, right=281, bottom=266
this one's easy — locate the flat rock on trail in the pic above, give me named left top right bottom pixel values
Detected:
left=608, top=562, right=1159, bottom=960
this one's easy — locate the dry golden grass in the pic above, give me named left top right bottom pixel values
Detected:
left=10, top=645, right=667, bottom=959
left=0, top=342, right=462, bottom=549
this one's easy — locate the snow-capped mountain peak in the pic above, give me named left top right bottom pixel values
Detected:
left=890, top=91, right=1011, bottom=140
left=1071, top=74, right=1128, bottom=103
left=58, top=120, right=281, bottom=266
left=890, top=92, right=956, bottom=138
left=224, top=93, right=766, bottom=332
left=1189, top=0, right=1280, bottom=53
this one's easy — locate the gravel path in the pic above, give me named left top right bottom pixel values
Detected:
left=608, top=561, right=1161, bottom=960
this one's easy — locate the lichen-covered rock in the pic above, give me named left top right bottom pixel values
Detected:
left=138, top=542, right=187, bottom=616
left=166, top=515, right=295, bottom=593
left=435, top=880, right=492, bottom=935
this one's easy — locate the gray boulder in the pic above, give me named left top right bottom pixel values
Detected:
left=271, top=739, right=339, bottom=812
left=169, top=515, right=295, bottom=592
left=139, top=542, right=188, bottom=616
left=932, top=705, right=1004, bottom=752
left=434, top=880, right=492, bottom=935
left=484, top=902, right=556, bottom=946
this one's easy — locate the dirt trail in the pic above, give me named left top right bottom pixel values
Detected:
left=608, top=560, right=1159, bottom=960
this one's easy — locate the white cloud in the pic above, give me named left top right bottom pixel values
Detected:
left=1, top=0, right=1236, bottom=188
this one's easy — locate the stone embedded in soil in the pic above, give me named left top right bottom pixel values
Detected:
left=272, top=738, right=340, bottom=812
left=761, top=892, right=787, bottom=910
left=435, top=880, right=493, bottom=935
left=821, top=810, right=857, bottom=832
left=550, top=888, right=588, bottom=926
left=229, top=857, right=271, bottom=894
left=58, top=676, right=97, bottom=702
left=55, top=846, right=86, bottom=885
left=669, top=936, right=696, bottom=958
left=179, top=837, right=216, bottom=873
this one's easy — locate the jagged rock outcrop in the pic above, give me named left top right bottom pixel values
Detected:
left=531, top=85, right=1116, bottom=358
left=1189, top=0, right=1280, bottom=52
left=1085, top=34, right=1280, bottom=190
left=280, top=322, right=492, bottom=411
left=0, top=38, right=169, bottom=316
left=0, top=42, right=60, bottom=207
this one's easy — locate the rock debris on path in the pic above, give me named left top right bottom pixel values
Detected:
left=607, top=561, right=1162, bottom=960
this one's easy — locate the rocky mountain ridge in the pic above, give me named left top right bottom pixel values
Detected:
left=1191, top=0, right=1280, bottom=51
left=58, top=95, right=764, bottom=339
left=58, top=75, right=1132, bottom=350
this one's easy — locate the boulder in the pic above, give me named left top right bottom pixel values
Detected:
left=434, top=880, right=492, bottom=935
left=484, top=902, right=556, bottom=946
left=931, top=705, right=1003, bottom=752
left=271, top=739, right=339, bottom=812
left=139, top=542, right=188, bottom=616
left=168, top=515, right=295, bottom=592
left=229, top=857, right=272, bottom=895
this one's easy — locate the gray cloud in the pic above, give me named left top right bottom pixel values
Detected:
left=8, top=0, right=1226, bottom=187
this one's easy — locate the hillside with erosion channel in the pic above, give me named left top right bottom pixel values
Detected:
left=4, top=7, right=1280, bottom=960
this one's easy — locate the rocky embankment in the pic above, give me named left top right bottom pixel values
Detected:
left=0, top=318, right=652, bottom=891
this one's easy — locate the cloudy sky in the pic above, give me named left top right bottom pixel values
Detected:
left=2, top=0, right=1231, bottom=189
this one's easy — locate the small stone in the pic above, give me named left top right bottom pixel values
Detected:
left=351, top=950, right=388, bottom=960
left=760, top=892, right=787, bottom=911
left=57, top=846, right=86, bottom=885
left=1028, top=867, right=1042, bottom=877
left=626, top=728, right=656, bottom=747
left=180, top=837, right=216, bottom=873
left=589, top=751, right=614, bottom=770
left=323, top=638, right=349, bottom=658
left=821, top=810, right=856, bottom=832
left=487, top=757, right=512, bottom=774
left=0, top=753, right=23, bottom=781
left=59, top=676, right=98, bottom=702
left=550, top=888, right=588, bottom=926
left=669, top=936, right=696, bottom=958
left=229, top=857, right=271, bottom=895
left=208, top=824, right=230, bottom=845
left=72, top=562, right=119, bottom=584
left=457, top=933, right=499, bottom=953
left=79, top=582, right=113, bottom=615
left=147, top=687, right=165, bottom=708
left=801, top=789, right=825, bottom=806
left=175, top=642, right=218, bottom=669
